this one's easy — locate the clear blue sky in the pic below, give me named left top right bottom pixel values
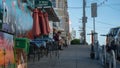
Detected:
left=68, top=0, right=120, bottom=45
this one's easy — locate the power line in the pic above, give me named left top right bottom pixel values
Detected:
left=106, top=3, right=120, bottom=6
left=87, top=22, right=111, bottom=29
left=105, top=4, right=120, bottom=12
left=96, top=0, right=108, bottom=7
left=77, top=19, right=115, bottom=31
left=80, top=17, right=118, bottom=28
left=68, top=6, right=91, bottom=9
left=87, top=17, right=117, bottom=26
left=86, top=25, right=109, bottom=32
left=96, top=20, right=117, bottom=26
left=68, top=4, right=120, bottom=9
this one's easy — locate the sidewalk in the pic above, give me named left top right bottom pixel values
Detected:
left=28, top=45, right=120, bottom=68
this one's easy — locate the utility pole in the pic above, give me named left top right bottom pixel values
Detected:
left=82, top=0, right=87, bottom=44
left=90, top=3, right=97, bottom=59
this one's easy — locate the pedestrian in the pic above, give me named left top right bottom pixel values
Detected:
left=53, top=31, right=63, bottom=50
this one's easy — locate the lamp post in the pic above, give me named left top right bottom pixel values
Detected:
left=82, top=0, right=87, bottom=44
left=90, top=3, right=97, bottom=59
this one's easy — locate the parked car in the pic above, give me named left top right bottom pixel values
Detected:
left=107, top=27, right=120, bottom=59
left=114, top=28, right=120, bottom=59
left=106, top=27, right=119, bottom=45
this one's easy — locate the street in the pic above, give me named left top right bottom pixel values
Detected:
left=27, top=45, right=120, bottom=68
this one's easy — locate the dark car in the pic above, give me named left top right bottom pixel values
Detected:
left=114, top=28, right=120, bottom=59
left=107, top=27, right=120, bottom=59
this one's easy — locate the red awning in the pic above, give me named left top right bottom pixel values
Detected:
left=43, top=12, right=50, bottom=34
left=39, top=10, right=48, bottom=35
left=32, top=8, right=41, bottom=37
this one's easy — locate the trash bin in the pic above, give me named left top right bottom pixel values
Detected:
left=14, top=38, right=30, bottom=68
left=14, top=38, right=30, bottom=54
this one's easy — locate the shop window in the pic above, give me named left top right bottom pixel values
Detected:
left=58, top=1, right=63, bottom=8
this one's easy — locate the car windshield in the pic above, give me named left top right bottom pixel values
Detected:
left=108, top=28, right=119, bottom=37
left=113, top=28, right=119, bottom=36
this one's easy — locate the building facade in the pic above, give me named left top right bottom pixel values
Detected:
left=71, top=28, right=76, bottom=40
left=50, top=0, right=70, bottom=44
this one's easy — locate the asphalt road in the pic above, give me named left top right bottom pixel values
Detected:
left=28, top=45, right=120, bottom=68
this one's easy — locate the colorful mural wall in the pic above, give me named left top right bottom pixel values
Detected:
left=0, top=0, right=33, bottom=68
left=0, top=0, right=33, bottom=35
left=0, top=32, right=14, bottom=67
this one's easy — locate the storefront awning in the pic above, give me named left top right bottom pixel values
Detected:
left=44, top=8, right=60, bottom=22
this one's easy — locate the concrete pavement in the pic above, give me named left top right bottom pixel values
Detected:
left=28, top=45, right=120, bottom=68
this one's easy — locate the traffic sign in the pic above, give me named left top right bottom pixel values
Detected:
left=91, top=3, right=97, bottom=17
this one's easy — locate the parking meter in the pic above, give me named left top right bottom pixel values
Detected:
left=90, top=31, right=98, bottom=59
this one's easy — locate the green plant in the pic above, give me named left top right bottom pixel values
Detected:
left=71, top=39, right=80, bottom=45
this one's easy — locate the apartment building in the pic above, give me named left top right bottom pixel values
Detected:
left=50, top=0, right=70, bottom=41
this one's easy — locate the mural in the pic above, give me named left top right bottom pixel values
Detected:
left=0, top=0, right=33, bottom=35
left=0, top=32, right=14, bottom=67
left=0, top=0, right=33, bottom=68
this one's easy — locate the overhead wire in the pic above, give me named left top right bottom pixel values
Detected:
left=69, top=0, right=120, bottom=32
left=95, top=0, right=120, bottom=12
left=86, top=25, right=109, bottom=32
left=68, top=0, right=109, bottom=9
left=96, top=20, right=117, bottom=26
left=68, top=4, right=120, bottom=9
left=86, top=18, right=117, bottom=32
left=105, top=5, right=120, bottom=12
left=87, top=17, right=116, bottom=26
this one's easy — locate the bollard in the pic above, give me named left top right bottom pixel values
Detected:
left=90, top=44, right=95, bottom=59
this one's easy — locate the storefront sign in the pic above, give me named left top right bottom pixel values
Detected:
left=35, top=0, right=52, bottom=7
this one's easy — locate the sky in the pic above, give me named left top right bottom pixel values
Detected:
left=68, top=0, right=120, bottom=45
